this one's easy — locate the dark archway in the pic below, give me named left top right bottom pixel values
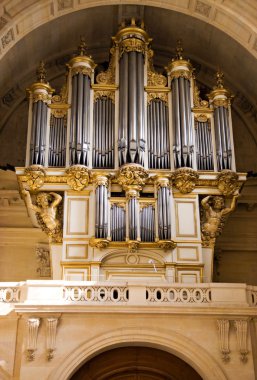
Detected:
left=70, top=346, right=203, bottom=380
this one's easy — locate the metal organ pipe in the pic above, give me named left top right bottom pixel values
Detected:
left=171, top=77, right=193, bottom=168
left=115, top=22, right=150, bottom=167
left=157, top=185, right=171, bottom=240
left=147, top=100, right=170, bottom=169
left=93, top=97, right=115, bottom=168
left=70, top=73, right=91, bottom=166
left=95, top=178, right=108, bottom=239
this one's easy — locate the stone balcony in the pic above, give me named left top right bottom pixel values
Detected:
left=0, top=281, right=256, bottom=316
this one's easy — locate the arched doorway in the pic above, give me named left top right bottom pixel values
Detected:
left=70, top=346, right=202, bottom=380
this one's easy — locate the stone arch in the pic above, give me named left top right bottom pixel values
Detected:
left=47, top=327, right=227, bottom=380
left=0, top=0, right=257, bottom=61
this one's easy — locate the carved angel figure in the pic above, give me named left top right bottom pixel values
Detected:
left=22, top=190, right=62, bottom=231
left=201, top=194, right=239, bottom=239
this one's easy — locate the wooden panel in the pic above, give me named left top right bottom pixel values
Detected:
left=66, top=244, right=88, bottom=259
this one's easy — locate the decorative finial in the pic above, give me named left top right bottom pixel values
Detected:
left=175, top=39, right=184, bottom=60
left=78, top=36, right=87, bottom=56
left=131, top=17, right=136, bottom=26
left=216, top=70, right=224, bottom=89
left=36, top=61, right=47, bottom=83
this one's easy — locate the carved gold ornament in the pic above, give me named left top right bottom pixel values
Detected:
left=157, top=240, right=177, bottom=251
left=91, top=173, right=109, bottom=187
left=66, top=165, right=89, bottom=191
left=172, top=168, right=199, bottom=194
left=71, top=66, right=93, bottom=77
left=127, top=240, right=139, bottom=253
left=147, top=49, right=167, bottom=87
left=200, top=194, right=239, bottom=247
left=24, top=165, right=46, bottom=191
left=90, top=238, right=110, bottom=249
left=23, top=190, right=63, bottom=243
left=96, top=47, right=116, bottom=85
left=94, top=90, right=115, bottom=103
left=217, top=170, right=239, bottom=196
left=147, top=92, right=168, bottom=104
left=154, top=175, right=171, bottom=188
left=119, top=38, right=146, bottom=58
left=117, top=164, right=148, bottom=191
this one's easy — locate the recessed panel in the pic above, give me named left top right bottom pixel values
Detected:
left=175, top=201, right=197, bottom=237
left=66, top=198, right=89, bottom=236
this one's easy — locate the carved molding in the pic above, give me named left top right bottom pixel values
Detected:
left=66, top=165, right=89, bottom=191
left=26, top=318, right=40, bottom=361
left=217, top=319, right=230, bottom=363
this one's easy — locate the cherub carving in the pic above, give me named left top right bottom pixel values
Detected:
left=22, top=190, right=62, bottom=242
left=201, top=194, right=239, bottom=246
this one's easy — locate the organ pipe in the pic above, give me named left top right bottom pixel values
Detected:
left=68, top=39, right=96, bottom=167
left=208, top=71, right=234, bottom=171
left=147, top=99, right=170, bottom=169
left=111, top=204, right=126, bottom=241
left=195, top=118, right=214, bottom=171
left=167, top=42, right=194, bottom=169
left=93, top=96, right=115, bottom=168
left=26, top=24, right=237, bottom=177
left=94, top=175, right=109, bottom=239
left=115, top=19, right=150, bottom=166
left=27, top=61, right=53, bottom=166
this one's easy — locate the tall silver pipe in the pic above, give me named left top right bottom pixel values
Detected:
left=173, top=78, right=181, bottom=167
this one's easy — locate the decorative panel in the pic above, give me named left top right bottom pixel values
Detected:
left=65, top=197, right=89, bottom=236
left=65, top=244, right=88, bottom=260
left=175, top=200, right=198, bottom=238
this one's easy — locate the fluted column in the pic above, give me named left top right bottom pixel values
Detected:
left=26, top=62, right=54, bottom=167
left=166, top=42, right=194, bottom=169
left=208, top=71, right=235, bottom=171
left=68, top=39, right=96, bottom=167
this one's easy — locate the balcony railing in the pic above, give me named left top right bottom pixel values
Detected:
left=0, top=281, right=256, bottom=311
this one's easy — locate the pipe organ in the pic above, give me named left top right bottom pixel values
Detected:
left=19, top=20, right=246, bottom=284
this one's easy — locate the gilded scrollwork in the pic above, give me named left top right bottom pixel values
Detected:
left=217, top=170, right=240, bottom=196
left=119, top=38, right=146, bottom=58
left=71, top=66, right=93, bottom=77
left=117, top=164, right=148, bottom=191
left=147, top=49, right=167, bottom=87
left=172, top=168, right=199, bottom=194
left=201, top=194, right=239, bottom=247
left=66, top=165, right=89, bottom=191
left=24, top=165, right=46, bottom=191
left=94, top=90, right=115, bottom=103
left=147, top=92, right=168, bottom=104
left=22, top=190, right=63, bottom=243
left=96, top=47, right=116, bottom=85
left=89, top=238, right=110, bottom=249
left=157, top=240, right=177, bottom=251
left=127, top=240, right=139, bottom=253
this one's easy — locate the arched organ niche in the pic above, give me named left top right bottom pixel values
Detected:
left=21, top=20, right=244, bottom=284
left=25, top=20, right=236, bottom=172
